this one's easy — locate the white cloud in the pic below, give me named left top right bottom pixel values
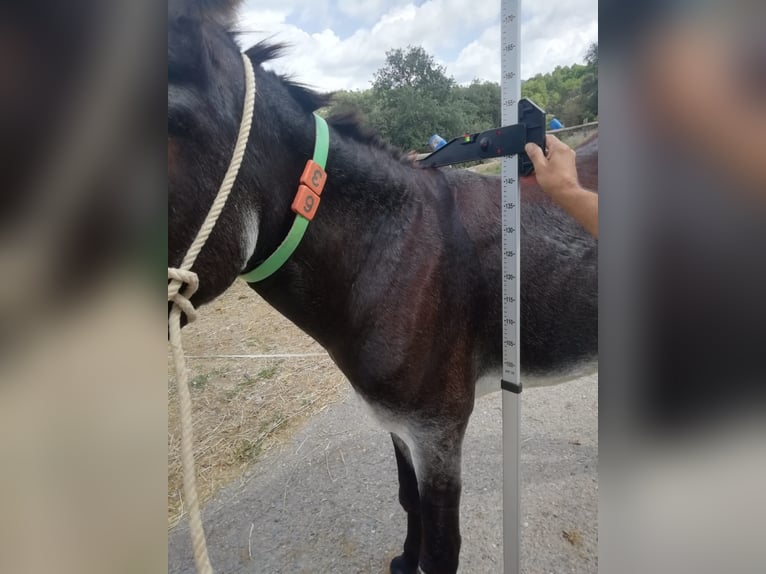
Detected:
left=519, top=1, right=599, bottom=79
left=236, top=6, right=291, bottom=30
left=337, top=0, right=409, bottom=24
left=452, top=25, right=501, bottom=84
left=235, top=0, right=597, bottom=91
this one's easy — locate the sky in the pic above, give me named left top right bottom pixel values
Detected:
left=235, top=0, right=598, bottom=92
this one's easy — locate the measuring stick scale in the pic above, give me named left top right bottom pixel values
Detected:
left=500, top=1, right=522, bottom=573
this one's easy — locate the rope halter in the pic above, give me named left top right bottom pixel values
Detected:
left=167, top=53, right=256, bottom=574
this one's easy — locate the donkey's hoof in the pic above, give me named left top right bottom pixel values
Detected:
left=390, top=553, right=419, bottom=574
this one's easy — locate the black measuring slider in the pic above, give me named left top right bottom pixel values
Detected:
left=419, top=98, right=546, bottom=176
left=420, top=124, right=526, bottom=167
left=501, top=379, right=523, bottom=394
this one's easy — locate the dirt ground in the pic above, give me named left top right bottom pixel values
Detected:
left=168, top=280, right=346, bottom=528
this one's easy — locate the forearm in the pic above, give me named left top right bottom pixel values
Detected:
left=549, top=184, right=599, bottom=238
left=525, top=135, right=599, bottom=238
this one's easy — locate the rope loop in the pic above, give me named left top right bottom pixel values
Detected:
left=168, top=268, right=200, bottom=324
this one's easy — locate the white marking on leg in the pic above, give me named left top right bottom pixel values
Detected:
left=475, top=369, right=502, bottom=398
left=354, top=392, right=422, bottom=478
left=355, top=392, right=466, bottom=489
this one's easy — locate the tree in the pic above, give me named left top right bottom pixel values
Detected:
left=521, top=57, right=597, bottom=125
left=373, top=46, right=454, bottom=98
left=456, top=80, right=501, bottom=130
left=585, top=42, right=598, bottom=67
left=325, top=44, right=597, bottom=151
left=581, top=42, right=598, bottom=120
left=371, top=46, right=461, bottom=150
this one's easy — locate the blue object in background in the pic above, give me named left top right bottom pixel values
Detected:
left=428, top=134, right=447, bottom=151
left=549, top=117, right=563, bottom=130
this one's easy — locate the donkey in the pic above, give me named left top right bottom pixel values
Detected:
left=168, top=1, right=598, bottom=572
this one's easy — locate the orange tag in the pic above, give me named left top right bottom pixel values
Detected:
left=300, top=160, right=327, bottom=195
left=291, top=185, right=321, bottom=220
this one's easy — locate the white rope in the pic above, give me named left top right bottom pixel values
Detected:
left=168, top=53, right=255, bottom=574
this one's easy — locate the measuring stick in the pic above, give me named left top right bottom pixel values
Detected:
left=500, top=1, right=522, bottom=573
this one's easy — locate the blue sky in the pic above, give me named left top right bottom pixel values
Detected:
left=236, top=0, right=598, bottom=91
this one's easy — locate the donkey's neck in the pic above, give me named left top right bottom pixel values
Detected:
left=244, top=98, right=430, bottom=353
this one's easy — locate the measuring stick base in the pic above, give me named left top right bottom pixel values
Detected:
left=501, top=379, right=523, bottom=394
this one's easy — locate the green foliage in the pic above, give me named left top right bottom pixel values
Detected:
left=325, top=43, right=598, bottom=151
left=581, top=42, right=598, bottom=121
left=455, top=80, right=502, bottom=130
left=369, top=46, right=461, bottom=150
left=522, top=42, right=599, bottom=125
left=373, top=46, right=455, bottom=97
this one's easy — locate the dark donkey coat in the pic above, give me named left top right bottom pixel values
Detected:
left=168, top=2, right=597, bottom=571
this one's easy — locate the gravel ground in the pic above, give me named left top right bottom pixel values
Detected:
left=169, top=374, right=597, bottom=574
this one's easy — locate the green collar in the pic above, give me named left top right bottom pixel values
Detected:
left=241, top=113, right=329, bottom=283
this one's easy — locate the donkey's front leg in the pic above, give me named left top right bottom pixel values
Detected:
left=415, top=431, right=464, bottom=574
left=390, top=433, right=421, bottom=574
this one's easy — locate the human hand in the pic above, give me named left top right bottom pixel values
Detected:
left=524, top=134, right=598, bottom=238
left=524, top=134, right=580, bottom=200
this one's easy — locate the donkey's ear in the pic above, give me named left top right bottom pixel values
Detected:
left=169, top=0, right=243, bottom=27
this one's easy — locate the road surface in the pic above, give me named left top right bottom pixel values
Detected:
left=169, top=374, right=597, bottom=573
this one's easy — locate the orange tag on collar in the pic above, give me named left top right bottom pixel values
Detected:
left=300, top=160, right=327, bottom=195
left=292, top=185, right=321, bottom=220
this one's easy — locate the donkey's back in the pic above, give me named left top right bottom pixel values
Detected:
left=333, top=141, right=598, bottom=405
left=428, top=147, right=598, bottom=392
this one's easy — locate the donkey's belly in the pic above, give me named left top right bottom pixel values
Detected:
left=474, top=359, right=598, bottom=399
left=521, top=359, right=598, bottom=388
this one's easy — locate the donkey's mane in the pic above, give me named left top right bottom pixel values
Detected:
left=243, top=40, right=414, bottom=164
left=326, top=110, right=414, bottom=163
left=242, top=41, right=330, bottom=111
left=244, top=40, right=289, bottom=67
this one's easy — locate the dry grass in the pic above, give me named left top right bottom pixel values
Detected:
left=562, top=528, right=584, bottom=547
left=557, top=126, right=598, bottom=149
left=468, top=160, right=502, bottom=175
left=168, top=281, right=346, bottom=528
